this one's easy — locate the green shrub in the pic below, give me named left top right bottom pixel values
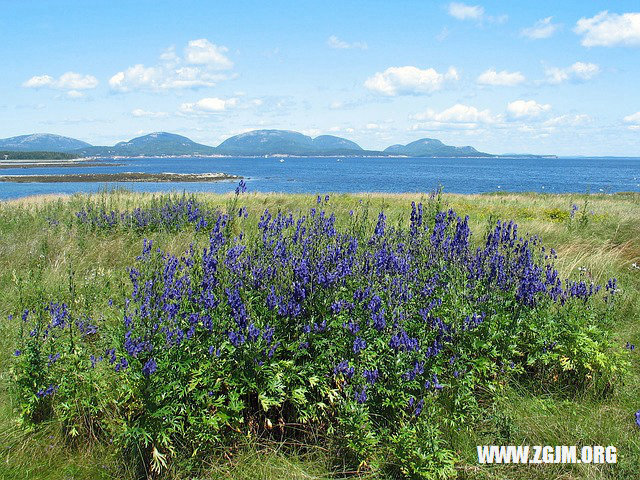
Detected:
left=9, top=195, right=625, bottom=478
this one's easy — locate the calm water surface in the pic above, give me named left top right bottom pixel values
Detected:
left=1, top=156, right=639, bottom=200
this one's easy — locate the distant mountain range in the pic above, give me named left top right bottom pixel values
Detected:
left=79, top=132, right=217, bottom=156
left=0, top=130, right=554, bottom=158
left=384, top=138, right=492, bottom=157
left=0, top=133, right=90, bottom=152
left=216, top=130, right=367, bottom=156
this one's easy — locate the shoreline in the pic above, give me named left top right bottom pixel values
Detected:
left=87, top=154, right=558, bottom=159
left=0, top=172, right=241, bottom=183
left=0, top=161, right=123, bottom=169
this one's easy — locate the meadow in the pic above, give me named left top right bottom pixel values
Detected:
left=0, top=186, right=638, bottom=480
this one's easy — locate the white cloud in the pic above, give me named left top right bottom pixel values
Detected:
left=131, top=109, right=169, bottom=118
left=109, top=65, right=159, bottom=91
left=409, top=103, right=593, bottom=137
left=179, top=97, right=238, bottom=114
left=23, top=72, right=98, bottom=91
left=66, top=90, right=84, bottom=98
left=110, top=39, right=233, bottom=92
left=623, top=111, right=640, bottom=123
left=159, top=46, right=179, bottom=64
left=328, top=126, right=356, bottom=134
left=412, top=104, right=496, bottom=123
left=446, top=2, right=506, bottom=23
left=447, top=2, right=484, bottom=20
left=183, top=39, right=233, bottom=69
left=56, top=72, right=99, bottom=90
left=507, top=99, right=551, bottom=118
left=23, top=75, right=54, bottom=88
left=327, top=35, right=368, bottom=50
left=364, top=66, right=458, bottom=96
left=410, top=104, right=498, bottom=130
left=575, top=11, right=640, bottom=47
left=542, top=114, right=591, bottom=127
left=544, top=62, right=600, bottom=84
left=366, top=123, right=382, bottom=130
left=623, top=111, right=640, bottom=129
left=521, top=17, right=560, bottom=39
left=477, top=69, right=525, bottom=86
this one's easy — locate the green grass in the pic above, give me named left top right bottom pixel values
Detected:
left=0, top=189, right=639, bottom=479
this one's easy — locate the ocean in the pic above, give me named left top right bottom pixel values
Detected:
left=1, top=155, right=639, bottom=200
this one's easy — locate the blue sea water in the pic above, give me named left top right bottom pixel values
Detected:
left=1, top=156, right=639, bottom=200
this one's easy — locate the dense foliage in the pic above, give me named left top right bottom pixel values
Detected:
left=9, top=185, right=624, bottom=479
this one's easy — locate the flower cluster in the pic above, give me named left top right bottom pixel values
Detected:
left=75, top=194, right=219, bottom=232
left=10, top=191, right=622, bottom=476
left=108, top=197, right=617, bottom=437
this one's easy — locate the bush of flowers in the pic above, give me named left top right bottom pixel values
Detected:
left=74, top=193, right=221, bottom=232
left=10, top=186, right=624, bottom=478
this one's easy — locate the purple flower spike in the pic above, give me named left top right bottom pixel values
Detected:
left=142, top=358, right=157, bottom=376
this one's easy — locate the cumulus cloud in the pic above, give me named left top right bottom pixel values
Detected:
left=521, top=17, right=560, bottom=39
left=131, top=109, right=169, bottom=118
left=23, top=72, right=99, bottom=91
left=55, top=72, right=99, bottom=90
left=364, top=66, right=458, bottom=96
left=507, top=99, right=551, bottom=118
left=110, top=39, right=233, bottom=92
left=183, top=39, right=233, bottom=68
left=544, top=62, right=600, bottom=84
left=410, top=103, right=498, bottom=130
left=410, top=103, right=592, bottom=137
left=179, top=97, right=238, bottom=114
left=623, top=111, right=640, bottom=130
left=477, top=69, right=525, bottom=86
left=447, top=2, right=484, bottom=20
left=575, top=11, right=640, bottom=47
left=447, top=2, right=507, bottom=23
left=412, top=104, right=495, bottom=122
left=327, top=35, right=368, bottom=50
left=23, top=75, right=54, bottom=88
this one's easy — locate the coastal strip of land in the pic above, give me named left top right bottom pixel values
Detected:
left=0, top=161, right=123, bottom=169
left=0, top=172, right=241, bottom=183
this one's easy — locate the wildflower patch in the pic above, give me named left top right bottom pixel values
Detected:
left=9, top=186, right=625, bottom=478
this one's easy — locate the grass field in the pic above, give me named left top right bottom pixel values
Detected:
left=0, top=189, right=638, bottom=479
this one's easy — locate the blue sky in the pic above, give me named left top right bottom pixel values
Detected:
left=1, top=0, right=639, bottom=155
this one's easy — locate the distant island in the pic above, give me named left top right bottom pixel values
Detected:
left=0, top=131, right=556, bottom=159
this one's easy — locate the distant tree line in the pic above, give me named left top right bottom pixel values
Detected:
left=0, top=151, right=80, bottom=160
